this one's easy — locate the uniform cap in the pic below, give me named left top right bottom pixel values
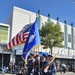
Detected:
left=30, top=53, right=34, bottom=56
left=42, top=54, right=47, bottom=58
left=48, top=55, right=53, bottom=57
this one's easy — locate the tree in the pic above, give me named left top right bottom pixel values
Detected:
left=39, top=22, right=63, bottom=55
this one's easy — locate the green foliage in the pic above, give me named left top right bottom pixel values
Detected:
left=39, top=22, right=63, bottom=49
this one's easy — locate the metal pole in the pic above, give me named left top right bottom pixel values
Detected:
left=14, top=49, right=16, bottom=64
left=15, top=50, right=16, bottom=64
left=2, top=50, right=4, bottom=75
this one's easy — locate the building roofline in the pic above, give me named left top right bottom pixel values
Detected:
left=0, top=23, right=9, bottom=27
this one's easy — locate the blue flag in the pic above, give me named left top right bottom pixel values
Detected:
left=22, top=19, right=40, bottom=62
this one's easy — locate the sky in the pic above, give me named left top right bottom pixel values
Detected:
left=0, top=0, right=75, bottom=27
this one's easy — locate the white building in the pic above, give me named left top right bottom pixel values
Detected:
left=0, top=23, right=10, bottom=43
left=5, top=6, right=75, bottom=65
left=0, top=23, right=11, bottom=67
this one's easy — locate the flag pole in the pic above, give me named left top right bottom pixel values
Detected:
left=32, top=46, right=36, bottom=74
left=21, top=56, right=27, bottom=65
left=44, top=54, right=57, bottom=71
left=34, top=46, right=36, bottom=56
left=38, top=44, right=41, bottom=75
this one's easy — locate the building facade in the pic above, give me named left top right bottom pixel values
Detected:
left=0, top=23, right=11, bottom=67
left=5, top=6, right=75, bottom=66
left=0, top=23, right=10, bottom=43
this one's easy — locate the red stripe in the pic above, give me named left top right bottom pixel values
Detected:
left=18, top=33, right=22, bottom=44
left=20, top=30, right=24, bottom=42
left=12, top=38, right=15, bottom=46
left=9, top=42, right=11, bottom=48
left=16, top=34, right=19, bottom=44
left=19, top=33, right=21, bottom=42
left=6, top=31, right=29, bottom=50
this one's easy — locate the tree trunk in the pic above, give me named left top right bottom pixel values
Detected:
left=49, top=47, right=52, bottom=55
left=51, top=48, right=52, bottom=55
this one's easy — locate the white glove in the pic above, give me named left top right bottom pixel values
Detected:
left=32, top=58, right=35, bottom=62
left=44, top=70, right=48, bottom=73
left=38, top=56, right=40, bottom=60
left=48, top=70, right=51, bottom=73
left=32, top=69, right=34, bottom=72
left=30, top=73, right=33, bottom=75
left=38, top=71, right=40, bottom=75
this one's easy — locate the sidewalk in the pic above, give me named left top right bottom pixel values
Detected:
left=0, top=73, right=15, bottom=75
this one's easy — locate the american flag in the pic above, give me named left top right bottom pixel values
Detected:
left=6, top=23, right=33, bottom=50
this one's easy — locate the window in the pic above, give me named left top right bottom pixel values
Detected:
left=0, top=25, right=8, bottom=43
left=68, top=34, right=71, bottom=42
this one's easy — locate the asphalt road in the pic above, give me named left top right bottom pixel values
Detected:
left=0, top=72, right=75, bottom=75
left=0, top=74, right=15, bottom=75
left=56, top=72, right=75, bottom=75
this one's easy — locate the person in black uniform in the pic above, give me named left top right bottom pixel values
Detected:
left=40, top=54, right=47, bottom=75
left=33, top=55, right=39, bottom=75
left=43, top=55, right=56, bottom=75
left=27, top=53, right=34, bottom=75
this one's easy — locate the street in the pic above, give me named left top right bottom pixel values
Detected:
left=0, top=74, right=15, bottom=75
left=0, top=72, right=75, bottom=75
left=56, top=72, right=75, bottom=75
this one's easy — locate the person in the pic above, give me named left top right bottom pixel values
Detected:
left=27, top=53, right=34, bottom=75
left=21, top=68, right=27, bottom=75
left=6, top=66, right=9, bottom=73
left=9, top=62, right=13, bottom=73
left=44, top=55, right=56, bottom=75
left=56, top=63, right=58, bottom=72
left=40, top=54, right=47, bottom=75
left=62, top=66, right=66, bottom=73
left=1, top=66, right=6, bottom=74
left=60, top=66, right=63, bottom=74
left=32, top=55, right=39, bottom=75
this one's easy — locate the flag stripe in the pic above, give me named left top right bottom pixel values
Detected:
left=6, top=25, right=31, bottom=50
left=12, top=38, right=15, bottom=46
left=6, top=33, right=29, bottom=50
